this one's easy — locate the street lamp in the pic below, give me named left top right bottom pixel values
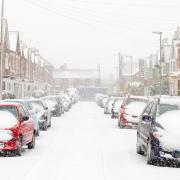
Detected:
left=152, top=31, right=162, bottom=96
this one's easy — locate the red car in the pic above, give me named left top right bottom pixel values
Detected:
left=118, top=96, right=148, bottom=129
left=0, top=102, right=35, bottom=156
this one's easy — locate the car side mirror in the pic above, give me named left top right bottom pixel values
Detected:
left=142, top=114, right=151, bottom=122
left=21, top=116, right=29, bottom=122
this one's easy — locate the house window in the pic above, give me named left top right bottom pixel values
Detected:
left=2, top=81, right=5, bottom=90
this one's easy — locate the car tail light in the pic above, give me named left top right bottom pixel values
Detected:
left=120, top=107, right=125, bottom=117
left=119, top=107, right=128, bottom=124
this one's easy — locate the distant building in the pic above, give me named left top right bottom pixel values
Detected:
left=52, top=67, right=100, bottom=94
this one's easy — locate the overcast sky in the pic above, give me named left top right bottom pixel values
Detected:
left=4, top=0, right=180, bottom=78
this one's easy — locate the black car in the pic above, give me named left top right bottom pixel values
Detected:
left=136, top=98, right=180, bottom=166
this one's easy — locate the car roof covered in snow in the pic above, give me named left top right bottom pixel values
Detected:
left=0, top=101, right=21, bottom=106
left=152, top=97, right=180, bottom=105
left=4, top=99, right=28, bottom=103
left=126, top=95, right=149, bottom=100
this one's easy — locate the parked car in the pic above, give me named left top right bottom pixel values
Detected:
left=118, top=96, right=148, bottom=128
left=96, top=94, right=108, bottom=108
left=136, top=98, right=180, bottom=166
left=104, top=96, right=118, bottom=114
left=111, top=98, right=124, bottom=118
left=27, top=99, right=51, bottom=131
left=101, top=96, right=108, bottom=108
left=4, top=99, right=40, bottom=136
left=61, top=97, right=70, bottom=112
left=0, top=102, right=35, bottom=156
left=59, top=94, right=72, bottom=109
left=42, top=96, right=63, bottom=117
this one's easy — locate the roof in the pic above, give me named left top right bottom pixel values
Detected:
left=9, top=31, right=19, bottom=52
left=53, top=69, right=99, bottom=79
left=0, top=20, right=9, bottom=49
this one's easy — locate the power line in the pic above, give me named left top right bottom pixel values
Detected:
left=64, top=0, right=180, bottom=8
left=23, top=0, right=174, bottom=33
left=28, top=0, right=180, bottom=23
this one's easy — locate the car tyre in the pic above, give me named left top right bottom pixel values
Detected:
left=28, top=133, right=35, bottom=149
left=43, top=123, right=48, bottom=131
left=147, top=140, right=155, bottom=165
left=36, top=129, right=40, bottom=136
left=136, top=135, right=144, bottom=155
left=48, top=119, right=52, bottom=128
left=119, top=119, right=124, bottom=129
left=16, top=137, right=23, bottom=156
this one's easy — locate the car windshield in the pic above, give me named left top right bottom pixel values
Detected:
left=157, top=104, right=179, bottom=117
left=0, top=106, right=18, bottom=118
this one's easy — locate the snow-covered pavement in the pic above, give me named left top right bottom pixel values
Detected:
left=0, top=102, right=179, bottom=180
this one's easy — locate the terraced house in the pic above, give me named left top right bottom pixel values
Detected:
left=1, top=20, right=53, bottom=98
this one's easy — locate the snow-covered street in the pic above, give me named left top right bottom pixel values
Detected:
left=0, top=102, right=179, bottom=180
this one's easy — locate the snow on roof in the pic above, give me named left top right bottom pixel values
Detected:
left=23, top=47, right=29, bottom=59
left=0, top=20, right=9, bottom=47
left=160, top=97, right=180, bottom=105
left=53, top=69, right=99, bottom=79
left=31, top=52, right=35, bottom=62
left=0, top=101, right=20, bottom=106
left=9, top=31, right=18, bottom=52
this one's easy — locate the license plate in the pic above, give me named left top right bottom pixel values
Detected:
left=0, top=143, right=4, bottom=148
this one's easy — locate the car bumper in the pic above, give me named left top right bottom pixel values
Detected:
left=150, top=140, right=180, bottom=167
left=0, top=140, right=17, bottom=151
left=151, top=154, right=180, bottom=167
left=120, top=118, right=138, bottom=128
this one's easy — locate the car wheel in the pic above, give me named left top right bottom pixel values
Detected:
left=43, top=123, right=48, bottom=131
left=48, top=119, right=52, bottom=127
left=118, top=120, right=120, bottom=127
left=136, top=135, right=144, bottom=155
left=28, top=133, right=35, bottom=149
left=36, top=129, right=40, bottom=136
left=119, top=119, right=124, bottom=129
left=147, top=140, right=155, bottom=165
left=16, top=137, right=23, bottom=156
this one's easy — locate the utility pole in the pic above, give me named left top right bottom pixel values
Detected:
left=118, top=52, right=122, bottom=91
left=130, top=56, right=132, bottom=86
left=98, top=64, right=101, bottom=86
left=0, top=0, right=4, bottom=100
left=124, top=55, right=132, bottom=87
left=153, top=31, right=162, bottom=96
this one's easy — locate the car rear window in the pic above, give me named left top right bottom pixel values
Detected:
left=0, top=106, right=18, bottom=118
left=123, top=98, right=147, bottom=106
